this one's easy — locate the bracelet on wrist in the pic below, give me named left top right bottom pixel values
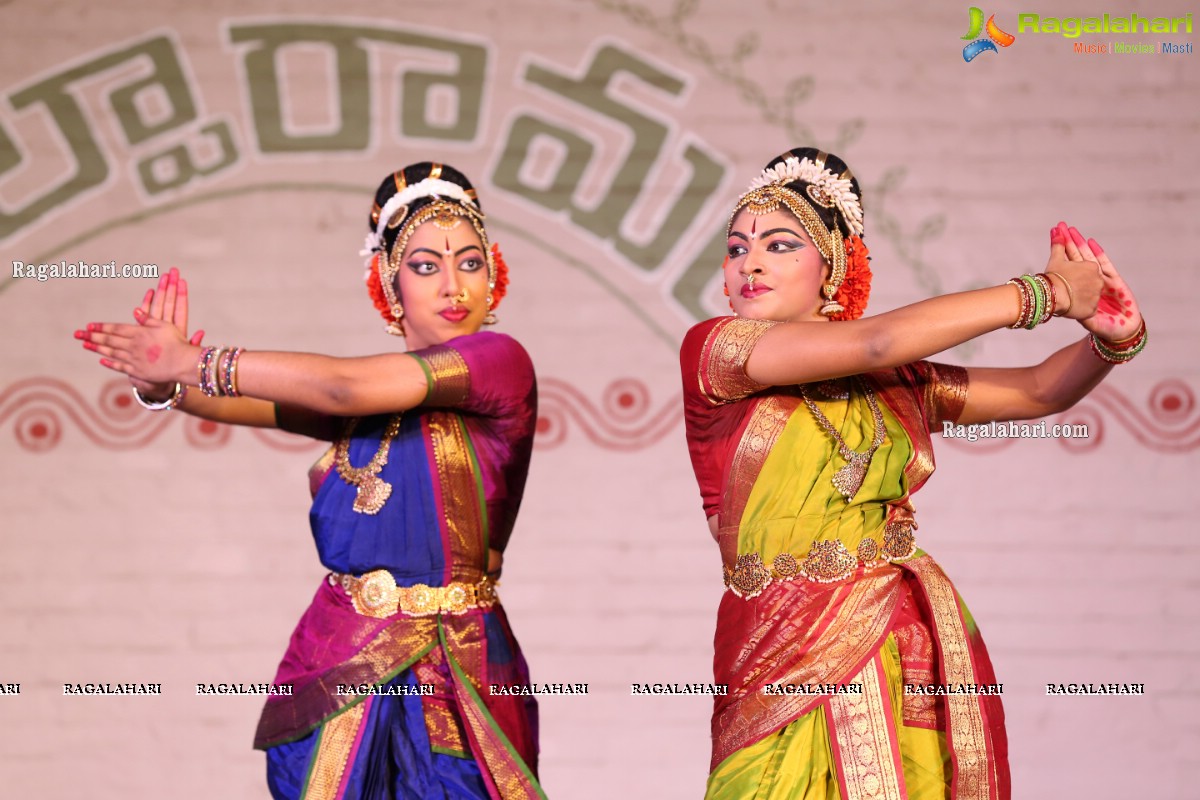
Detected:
left=1103, top=318, right=1145, bottom=348
left=223, top=347, right=245, bottom=397
left=1046, top=271, right=1074, bottom=316
left=132, top=383, right=187, bottom=411
left=1033, top=273, right=1055, bottom=325
left=196, top=344, right=247, bottom=397
left=1089, top=319, right=1147, bottom=364
left=1007, top=279, right=1030, bottom=329
left=198, top=346, right=219, bottom=397
left=1007, top=275, right=1052, bottom=330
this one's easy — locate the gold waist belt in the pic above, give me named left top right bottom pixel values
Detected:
left=724, top=520, right=917, bottom=598
left=329, top=570, right=498, bottom=619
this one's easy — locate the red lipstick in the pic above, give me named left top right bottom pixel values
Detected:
left=439, top=307, right=470, bottom=322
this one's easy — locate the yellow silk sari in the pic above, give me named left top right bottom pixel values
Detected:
left=681, top=317, right=1008, bottom=800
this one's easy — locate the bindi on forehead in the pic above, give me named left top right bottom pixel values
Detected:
left=443, top=236, right=453, bottom=256
left=750, top=217, right=757, bottom=236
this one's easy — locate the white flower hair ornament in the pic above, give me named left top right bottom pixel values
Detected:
left=748, top=157, right=864, bottom=237
left=359, top=178, right=482, bottom=275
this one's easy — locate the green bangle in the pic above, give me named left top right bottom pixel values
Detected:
left=1019, top=275, right=1043, bottom=330
left=1090, top=328, right=1148, bottom=364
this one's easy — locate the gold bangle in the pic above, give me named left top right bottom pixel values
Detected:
left=1103, top=318, right=1145, bottom=347
left=1046, top=271, right=1074, bottom=316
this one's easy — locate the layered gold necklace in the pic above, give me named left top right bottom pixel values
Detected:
left=334, top=415, right=404, bottom=515
left=799, top=378, right=886, bottom=501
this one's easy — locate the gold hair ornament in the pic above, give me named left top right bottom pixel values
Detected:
left=727, top=184, right=848, bottom=315
left=379, top=200, right=495, bottom=337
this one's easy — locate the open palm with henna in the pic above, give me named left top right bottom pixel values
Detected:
left=1059, top=224, right=1144, bottom=341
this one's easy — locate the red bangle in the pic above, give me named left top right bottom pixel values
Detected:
left=1036, top=273, right=1057, bottom=322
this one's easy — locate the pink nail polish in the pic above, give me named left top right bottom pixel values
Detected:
left=1050, top=228, right=1062, bottom=244
left=1068, top=228, right=1086, bottom=247
left=73, top=330, right=84, bottom=340
left=1088, top=238, right=1104, bottom=256
left=83, top=341, right=97, bottom=351
left=86, top=322, right=98, bottom=332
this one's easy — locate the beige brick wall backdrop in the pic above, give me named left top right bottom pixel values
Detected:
left=1, top=0, right=1196, bottom=797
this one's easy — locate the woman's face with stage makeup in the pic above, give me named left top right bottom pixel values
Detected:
left=393, top=217, right=490, bottom=350
left=725, top=207, right=830, bottom=323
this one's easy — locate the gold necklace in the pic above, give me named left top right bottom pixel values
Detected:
left=799, top=378, right=886, bottom=501
left=334, top=415, right=403, bottom=515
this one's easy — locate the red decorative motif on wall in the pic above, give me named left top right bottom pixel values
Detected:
left=534, top=377, right=679, bottom=451
left=3, top=377, right=1197, bottom=454
left=0, top=378, right=317, bottom=453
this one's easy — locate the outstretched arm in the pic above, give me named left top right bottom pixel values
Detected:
left=958, top=339, right=1108, bottom=424
left=84, top=326, right=431, bottom=418
left=744, top=222, right=1106, bottom=387
left=79, top=269, right=430, bottom=419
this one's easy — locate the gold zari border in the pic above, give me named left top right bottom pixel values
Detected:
left=442, top=620, right=546, bottom=799
left=827, top=656, right=905, bottom=800
left=701, top=317, right=777, bottom=404
left=906, top=556, right=994, bottom=800
left=863, top=370, right=930, bottom=492
left=710, top=567, right=906, bottom=769
left=302, top=701, right=367, bottom=800
left=921, top=362, right=969, bottom=427
left=422, top=346, right=471, bottom=406
left=717, top=393, right=798, bottom=566
left=428, top=412, right=487, bottom=573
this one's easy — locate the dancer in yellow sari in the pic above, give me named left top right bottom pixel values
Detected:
left=680, top=147, right=1146, bottom=799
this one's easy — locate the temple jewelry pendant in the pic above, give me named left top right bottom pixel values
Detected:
left=832, top=460, right=867, bottom=501
left=353, top=475, right=392, bottom=515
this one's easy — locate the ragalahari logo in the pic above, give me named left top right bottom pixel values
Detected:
left=962, top=7, right=1016, bottom=61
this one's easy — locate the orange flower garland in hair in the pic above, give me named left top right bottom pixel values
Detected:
left=489, top=243, right=509, bottom=311
left=366, top=251, right=392, bottom=323
left=829, top=235, right=872, bottom=321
